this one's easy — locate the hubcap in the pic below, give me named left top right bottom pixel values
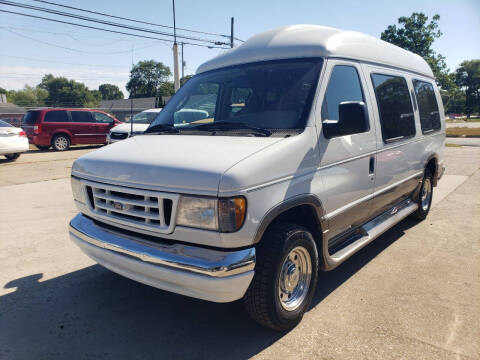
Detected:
left=55, top=137, right=68, bottom=150
left=278, top=246, right=312, bottom=311
left=421, top=178, right=432, bottom=211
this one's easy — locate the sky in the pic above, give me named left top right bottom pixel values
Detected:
left=1, top=0, right=479, bottom=99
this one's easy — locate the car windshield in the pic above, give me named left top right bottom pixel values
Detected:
left=127, top=111, right=160, bottom=124
left=148, top=58, right=323, bottom=136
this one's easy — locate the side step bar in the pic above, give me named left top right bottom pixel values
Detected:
left=321, top=199, right=418, bottom=270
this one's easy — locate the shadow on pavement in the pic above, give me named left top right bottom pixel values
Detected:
left=0, top=218, right=418, bottom=359
left=26, top=145, right=104, bottom=153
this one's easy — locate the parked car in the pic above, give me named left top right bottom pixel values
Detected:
left=23, top=108, right=121, bottom=151
left=0, top=119, right=29, bottom=160
left=107, top=108, right=162, bottom=143
left=69, top=25, right=446, bottom=331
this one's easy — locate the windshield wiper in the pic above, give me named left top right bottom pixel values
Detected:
left=144, top=124, right=179, bottom=134
left=191, top=121, right=272, bottom=137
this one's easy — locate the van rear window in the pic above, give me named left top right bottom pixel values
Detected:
left=44, top=111, right=69, bottom=123
left=412, top=80, right=441, bottom=133
left=23, top=111, right=40, bottom=124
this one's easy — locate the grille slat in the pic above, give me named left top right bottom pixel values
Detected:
left=82, top=180, right=179, bottom=234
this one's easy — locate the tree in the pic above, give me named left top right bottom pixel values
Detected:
left=98, top=83, right=124, bottom=100
left=455, top=60, right=480, bottom=117
left=6, top=85, right=48, bottom=107
left=180, top=75, right=193, bottom=86
left=126, top=60, right=173, bottom=98
left=40, top=74, right=98, bottom=108
left=0, top=87, right=7, bottom=94
left=381, top=13, right=451, bottom=89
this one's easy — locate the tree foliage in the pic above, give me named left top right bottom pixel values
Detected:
left=381, top=13, right=452, bottom=89
left=6, top=85, right=48, bottom=107
left=455, top=60, right=480, bottom=116
left=39, top=74, right=98, bottom=108
left=98, top=83, right=124, bottom=100
left=126, top=60, right=174, bottom=98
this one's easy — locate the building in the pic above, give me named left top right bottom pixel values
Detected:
left=99, top=97, right=168, bottom=122
left=0, top=95, right=26, bottom=127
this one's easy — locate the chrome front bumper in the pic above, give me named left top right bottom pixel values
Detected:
left=69, top=214, right=255, bottom=302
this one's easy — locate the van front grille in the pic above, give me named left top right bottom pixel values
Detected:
left=82, top=180, right=179, bottom=234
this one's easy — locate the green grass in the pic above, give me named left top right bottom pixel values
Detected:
left=445, top=143, right=462, bottom=147
left=446, top=127, right=480, bottom=138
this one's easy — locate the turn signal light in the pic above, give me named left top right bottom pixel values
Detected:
left=33, top=125, right=41, bottom=135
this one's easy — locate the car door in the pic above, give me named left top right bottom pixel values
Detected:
left=364, top=66, right=424, bottom=216
left=91, top=111, right=114, bottom=143
left=316, top=60, right=377, bottom=244
left=70, top=110, right=96, bottom=144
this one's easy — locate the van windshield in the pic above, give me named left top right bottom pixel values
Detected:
left=148, top=58, right=323, bottom=136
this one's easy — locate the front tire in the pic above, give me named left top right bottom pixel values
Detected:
left=52, top=134, right=70, bottom=151
left=412, top=168, right=433, bottom=220
left=5, top=153, right=20, bottom=160
left=244, top=223, right=318, bottom=331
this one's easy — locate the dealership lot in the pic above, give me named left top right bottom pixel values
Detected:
left=1, top=146, right=479, bottom=359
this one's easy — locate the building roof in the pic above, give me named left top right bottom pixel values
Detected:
left=99, top=97, right=157, bottom=112
left=0, top=102, right=26, bottom=114
left=197, top=25, right=434, bottom=78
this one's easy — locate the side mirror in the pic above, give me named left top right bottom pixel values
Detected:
left=323, top=101, right=368, bottom=138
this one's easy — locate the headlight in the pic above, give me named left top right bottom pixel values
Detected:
left=176, top=196, right=246, bottom=232
left=71, top=176, right=85, bottom=203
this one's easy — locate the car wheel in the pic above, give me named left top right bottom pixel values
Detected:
left=36, top=145, right=50, bottom=151
left=244, top=223, right=319, bottom=331
left=5, top=153, right=20, bottom=160
left=412, top=168, right=433, bottom=220
left=52, top=134, right=70, bottom=151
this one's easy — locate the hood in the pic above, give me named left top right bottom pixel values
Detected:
left=110, top=123, right=150, bottom=133
left=72, top=134, right=283, bottom=195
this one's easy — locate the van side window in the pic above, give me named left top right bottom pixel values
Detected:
left=322, top=65, right=364, bottom=121
left=412, top=80, right=441, bottom=133
left=44, top=110, right=69, bottom=123
left=371, top=74, right=415, bottom=142
left=71, top=111, right=93, bottom=123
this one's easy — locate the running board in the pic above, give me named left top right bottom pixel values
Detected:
left=321, top=199, right=418, bottom=270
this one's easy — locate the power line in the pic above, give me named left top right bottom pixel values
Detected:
left=32, top=0, right=237, bottom=40
left=0, top=9, right=230, bottom=49
left=0, top=0, right=230, bottom=46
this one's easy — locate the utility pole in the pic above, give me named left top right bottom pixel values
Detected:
left=181, top=42, right=185, bottom=81
left=230, top=17, right=234, bottom=48
left=172, top=0, right=180, bottom=92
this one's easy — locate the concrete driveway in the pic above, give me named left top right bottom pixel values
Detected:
left=1, top=146, right=479, bottom=359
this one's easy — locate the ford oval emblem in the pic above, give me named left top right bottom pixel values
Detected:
left=113, top=202, right=124, bottom=211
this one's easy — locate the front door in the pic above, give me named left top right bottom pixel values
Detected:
left=316, top=60, right=377, bottom=244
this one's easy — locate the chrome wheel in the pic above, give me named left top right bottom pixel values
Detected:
left=421, top=177, right=432, bottom=211
left=278, top=246, right=312, bottom=311
left=54, top=136, right=68, bottom=151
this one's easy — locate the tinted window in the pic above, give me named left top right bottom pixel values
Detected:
left=413, top=80, right=441, bottom=133
left=23, top=111, right=40, bottom=124
left=71, top=111, right=93, bottom=123
left=44, top=110, right=69, bottom=123
left=0, top=119, right=12, bottom=127
left=371, top=74, right=415, bottom=142
left=322, top=65, right=364, bottom=121
left=92, top=112, right=112, bottom=123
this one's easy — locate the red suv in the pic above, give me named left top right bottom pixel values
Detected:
left=23, top=108, right=121, bottom=151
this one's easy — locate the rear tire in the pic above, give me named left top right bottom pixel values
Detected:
left=52, top=134, right=70, bottom=151
left=412, top=168, right=433, bottom=220
left=244, top=223, right=318, bottom=331
left=5, top=153, right=20, bottom=160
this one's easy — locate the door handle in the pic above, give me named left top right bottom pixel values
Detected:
left=369, top=156, right=375, bottom=174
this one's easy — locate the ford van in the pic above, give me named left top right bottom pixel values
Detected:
left=69, top=25, right=445, bottom=330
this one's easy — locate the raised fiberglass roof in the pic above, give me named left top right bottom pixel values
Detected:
left=197, top=25, right=434, bottom=78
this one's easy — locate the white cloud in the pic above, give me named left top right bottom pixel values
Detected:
left=0, top=65, right=130, bottom=94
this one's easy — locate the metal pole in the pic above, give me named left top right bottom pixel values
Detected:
left=172, top=0, right=180, bottom=92
left=130, top=97, right=133, bottom=136
left=230, top=17, right=234, bottom=48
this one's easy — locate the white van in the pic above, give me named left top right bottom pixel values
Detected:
left=69, top=25, right=445, bottom=330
